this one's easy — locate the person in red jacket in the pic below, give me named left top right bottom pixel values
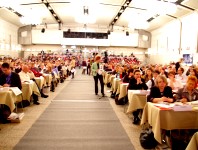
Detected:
left=29, top=62, right=48, bottom=98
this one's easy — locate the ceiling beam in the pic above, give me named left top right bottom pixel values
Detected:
left=41, top=0, right=62, bottom=24
left=108, top=0, right=132, bottom=30
left=177, top=3, right=195, bottom=11
left=147, top=0, right=187, bottom=22
left=166, top=14, right=178, bottom=19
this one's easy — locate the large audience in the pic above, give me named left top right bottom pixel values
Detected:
left=0, top=52, right=197, bottom=149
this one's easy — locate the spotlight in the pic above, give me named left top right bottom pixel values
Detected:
left=58, top=23, right=61, bottom=30
left=41, top=28, right=45, bottom=33
left=126, top=31, right=129, bottom=36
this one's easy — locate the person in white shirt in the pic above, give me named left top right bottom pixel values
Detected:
left=167, top=71, right=183, bottom=91
left=146, top=70, right=160, bottom=89
left=175, top=67, right=187, bottom=83
left=19, top=65, right=40, bottom=105
left=18, top=65, right=32, bottom=82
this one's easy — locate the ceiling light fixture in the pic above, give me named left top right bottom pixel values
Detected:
left=75, top=6, right=96, bottom=24
left=41, top=28, right=45, bottom=33
left=126, top=31, right=129, bottom=36
left=73, top=0, right=98, bottom=24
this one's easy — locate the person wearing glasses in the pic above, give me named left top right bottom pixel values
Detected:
left=0, top=62, right=22, bottom=90
left=176, top=75, right=198, bottom=103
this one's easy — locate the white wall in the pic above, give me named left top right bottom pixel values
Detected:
left=32, top=30, right=62, bottom=44
left=149, top=12, right=198, bottom=65
left=0, top=17, right=21, bottom=58
left=32, top=29, right=139, bottom=47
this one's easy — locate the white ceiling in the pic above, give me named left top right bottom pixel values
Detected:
left=0, top=0, right=197, bottom=32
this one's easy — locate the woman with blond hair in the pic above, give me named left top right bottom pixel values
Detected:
left=147, top=75, right=174, bottom=103
left=91, top=55, right=105, bottom=96
left=177, top=75, right=198, bottom=102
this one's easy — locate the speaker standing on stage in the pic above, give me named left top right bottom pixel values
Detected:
left=91, top=55, right=105, bottom=97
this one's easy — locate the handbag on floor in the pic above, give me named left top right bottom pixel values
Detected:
left=107, top=82, right=111, bottom=88
left=115, top=95, right=128, bottom=105
left=139, top=125, right=158, bottom=149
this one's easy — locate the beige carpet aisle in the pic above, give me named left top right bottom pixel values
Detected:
left=13, top=70, right=135, bottom=150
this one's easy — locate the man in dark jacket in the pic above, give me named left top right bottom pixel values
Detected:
left=0, top=62, right=22, bottom=123
left=128, top=69, right=148, bottom=125
left=0, top=62, right=22, bottom=89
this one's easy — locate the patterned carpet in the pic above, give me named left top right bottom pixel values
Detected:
left=13, top=70, right=135, bottom=150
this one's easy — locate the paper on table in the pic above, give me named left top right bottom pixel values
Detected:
left=128, top=90, right=149, bottom=95
left=153, top=103, right=173, bottom=108
left=121, top=83, right=129, bottom=86
left=9, top=87, right=22, bottom=96
left=173, top=105, right=192, bottom=111
left=191, top=100, right=198, bottom=105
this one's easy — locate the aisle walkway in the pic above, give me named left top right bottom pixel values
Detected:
left=13, top=70, right=135, bottom=150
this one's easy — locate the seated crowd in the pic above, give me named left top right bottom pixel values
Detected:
left=103, top=60, right=198, bottom=124
left=103, top=59, right=198, bottom=148
left=0, top=54, right=78, bottom=123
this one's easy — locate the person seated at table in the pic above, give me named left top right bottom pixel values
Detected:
left=159, top=67, right=168, bottom=78
left=52, top=64, right=60, bottom=82
left=175, top=67, right=187, bottom=83
left=167, top=71, right=183, bottom=92
left=0, top=63, right=3, bottom=76
left=30, top=62, right=46, bottom=78
left=29, top=62, right=49, bottom=98
left=111, top=64, right=119, bottom=75
left=176, top=75, right=198, bottom=102
left=19, top=65, right=40, bottom=105
left=146, top=70, right=160, bottom=89
left=142, top=68, right=153, bottom=83
left=122, top=68, right=134, bottom=83
left=128, top=69, right=148, bottom=124
left=128, top=69, right=148, bottom=90
left=43, top=64, right=57, bottom=92
left=0, top=62, right=22, bottom=90
left=117, top=67, right=125, bottom=79
left=188, top=68, right=198, bottom=79
left=14, top=62, right=22, bottom=74
left=147, top=75, right=174, bottom=103
left=186, top=65, right=194, bottom=76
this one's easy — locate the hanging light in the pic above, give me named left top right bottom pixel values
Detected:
left=73, top=0, right=97, bottom=24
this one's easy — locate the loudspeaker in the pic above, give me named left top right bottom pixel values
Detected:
left=41, top=28, right=45, bottom=33
left=126, top=31, right=129, bottom=36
